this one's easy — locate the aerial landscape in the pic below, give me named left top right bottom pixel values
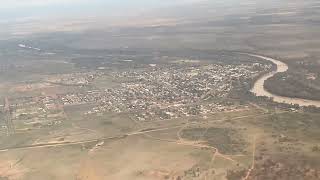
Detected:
left=0, top=0, right=320, bottom=179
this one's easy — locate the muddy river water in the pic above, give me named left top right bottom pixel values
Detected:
left=248, top=54, right=320, bottom=108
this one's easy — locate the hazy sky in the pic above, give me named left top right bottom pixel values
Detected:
left=1, top=0, right=201, bottom=9
left=0, top=0, right=209, bottom=36
left=2, top=0, right=276, bottom=37
left=1, top=0, right=204, bottom=20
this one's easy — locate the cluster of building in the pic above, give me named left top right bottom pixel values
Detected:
left=60, top=90, right=101, bottom=105
left=10, top=96, right=64, bottom=127
left=59, top=62, right=270, bottom=121
left=45, top=72, right=103, bottom=86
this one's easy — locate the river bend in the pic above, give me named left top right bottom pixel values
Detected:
left=247, top=53, right=320, bottom=108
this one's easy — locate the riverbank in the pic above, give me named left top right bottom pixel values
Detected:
left=247, top=53, right=320, bottom=108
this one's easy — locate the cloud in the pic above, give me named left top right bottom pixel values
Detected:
left=0, top=0, right=89, bottom=9
left=1, top=0, right=207, bottom=9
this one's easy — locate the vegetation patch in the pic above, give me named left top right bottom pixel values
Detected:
left=182, top=127, right=247, bottom=154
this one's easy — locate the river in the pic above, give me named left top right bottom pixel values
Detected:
left=247, top=53, right=320, bottom=108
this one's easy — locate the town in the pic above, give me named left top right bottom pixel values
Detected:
left=1, top=60, right=272, bottom=128
left=59, top=61, right=271, bottom=121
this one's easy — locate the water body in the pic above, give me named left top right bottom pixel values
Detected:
left=247, top=53, right=320, bottom=108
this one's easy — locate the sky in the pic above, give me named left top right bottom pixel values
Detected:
left=0, top=0, right=204, bottom=20
left=1, top=0, right=200, bottom=9
left=2, top=0, right=271, bottom=37
left=0, top=0, right=208, bottom=36
left=1, top=0, right=83, bottom=9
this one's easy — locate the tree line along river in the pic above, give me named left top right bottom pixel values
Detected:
left=247, top=53, right=320, bottom=108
